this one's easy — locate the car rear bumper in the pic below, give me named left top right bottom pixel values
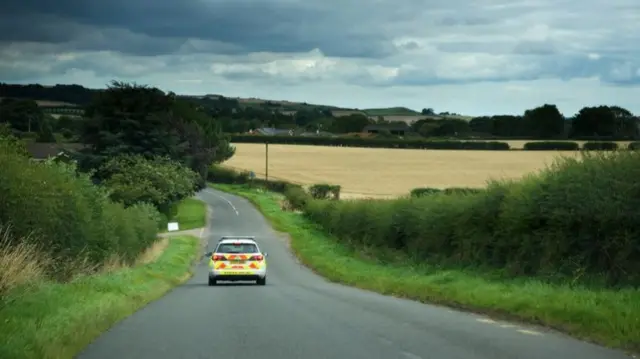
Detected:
left=210, top=269, right=266, bottom=281
left=211, top=274, right=263, bottom=281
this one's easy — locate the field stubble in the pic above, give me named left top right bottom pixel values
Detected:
left=223, top=143, right=581, bottom=198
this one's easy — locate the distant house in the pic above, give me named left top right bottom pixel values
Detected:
left=26, top=142, right=86, bottom=162
left=363, top=124, right=413, bottom=136
left=255, top=127, right=294, bottom=136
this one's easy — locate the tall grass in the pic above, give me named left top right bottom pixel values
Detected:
left=301, top=150, right=640, bottom=287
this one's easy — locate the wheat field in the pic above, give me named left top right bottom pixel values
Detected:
left=222, top=143, right=585, bottom=198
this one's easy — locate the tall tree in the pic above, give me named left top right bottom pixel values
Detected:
left=78, top=81, right=234, bottom=181
left=522, top=104, right=565, bottom=138
left=570, top=105, right=638, bottom=138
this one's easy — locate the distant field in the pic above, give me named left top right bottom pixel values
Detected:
left=223, top=143, right=580, bottom=198
left=362, top=107, right=420, bottom=116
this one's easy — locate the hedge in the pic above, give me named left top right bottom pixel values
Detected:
left=230, top=135, right=511, bottom=150
left=299, top=151, right=640, bottom=287
left=582, top=141, right=619, bottom=151
left=410, top=187, right=482, bottom=197
left=0, top=141, right=161, bottom=279
left=523, top=141, right=580, bottom=151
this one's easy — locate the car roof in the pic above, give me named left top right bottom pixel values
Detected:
left=217, top=238, right=258, bottom=245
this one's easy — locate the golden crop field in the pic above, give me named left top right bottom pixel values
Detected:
left=222, top=143, right=585, bottom=199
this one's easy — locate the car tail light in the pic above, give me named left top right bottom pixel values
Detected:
left=249, top=255, right=264, bottom=261
left=212, top=254, right=225, bottom=261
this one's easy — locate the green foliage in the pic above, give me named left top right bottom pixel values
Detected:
left=99, top=154, right=199, bottom=216
left=0, top=148, right=160, bottom=279
left=78, top=81, right=234, bottom=185
left=308, top=184, right=341, bottom=200
left=300, top=151, right=640, bottom=287
left=522, top=104, right=566, bottom=138
left=283, top=185, right=309, bottom=211
left=442, top=187, right=483, bottom=195
left=629, top=142, right=640, bottom=150
left=582, top=141, right=619, bottom=151
left=0, top=125, right=30, bottom=157
left=410, top=187, right=442, bottom=197
left=230, top=135, right=511, bottom=150
left=208, top=165, right=251, bottom=184
left=523, top=141, right=580, bottom=151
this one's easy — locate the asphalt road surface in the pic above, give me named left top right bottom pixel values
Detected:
left=77, top=188, right=632, bottom=359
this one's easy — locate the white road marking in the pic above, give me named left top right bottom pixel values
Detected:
left=208, top=190, right=239, bottom=215
left=476, top=318, right=497, bottom=324
left=499, top=324, right=516, bottom=328
left=517, top=329, right=543, bottom=336
left=199, top=227, right=205, bottom=238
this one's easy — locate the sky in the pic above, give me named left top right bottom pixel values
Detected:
left=0, top=0, right=639, bottom=116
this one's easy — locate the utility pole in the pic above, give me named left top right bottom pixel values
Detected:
left=265, top=141, right=269, bottom=182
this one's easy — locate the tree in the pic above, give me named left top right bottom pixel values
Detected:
left=0, top=98, right=44, bottom=133
left=99, top=154, right=200, bottom=216
left=78, top=81, right=235, bottom=182
left=570, top=105, right=638, bottom=139
left=329, top=114, right=372, bottom=133
left=522, top=104, right=565, bottom=139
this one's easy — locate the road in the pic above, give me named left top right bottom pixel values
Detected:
left=77, top=188, right=632, bottom=359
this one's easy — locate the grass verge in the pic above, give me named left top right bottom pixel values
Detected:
left=168, top=198, right=207, bottom=231
left=0, top=235, right=199, bottom=359
left=211, top=183, right=640, bottom=353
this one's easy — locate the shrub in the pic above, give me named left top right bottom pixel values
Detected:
left=0, top=145, right=161, bottom=280
left=523, top=141, right=580, bottom=151
left=299, top=151, right=640, bottom=286
left=582, top=141, right=619, bottom=150
left=208, top=165, right=250, bottom=184
left=99, top=154, right=199, bottom=216
left=410, top=187, right=442, bottom=197
left=629, top=142, right=640, bottom=150
left=284, top=185, right=310, bottom=211
left=308, top=184, right=341, bottom=200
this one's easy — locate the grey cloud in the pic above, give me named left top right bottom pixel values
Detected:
left=1, top=0, right=639, bottom=87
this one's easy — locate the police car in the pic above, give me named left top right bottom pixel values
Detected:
left=204, top=236, right=268, bottom=286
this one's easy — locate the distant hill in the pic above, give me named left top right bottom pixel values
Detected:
left=0, top=83, right=471, bottom=122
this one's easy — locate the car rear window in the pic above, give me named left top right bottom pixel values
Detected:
left=216, top=243, right=259, bottom=254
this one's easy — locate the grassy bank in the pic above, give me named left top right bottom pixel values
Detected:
left=211, top=183, right=640, bottom=352
left=168, top=198, right=207, bottom=231
left=0, top=235, right=199, bottom=359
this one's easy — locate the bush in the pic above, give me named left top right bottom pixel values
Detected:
left=300, top=151, right=640, bottom=287
left=0, top=145, right=161, bottom=279
left=308, top=184, right=341, bottom=200
left=208, top=165, right=251, bottom=184
left=410, top=187, right=442, bottom=197
left=230, top=135, right=511, bottom=150
left=523, top=141, right=580, bottom=151
left=629, top=142, right=640, bottom=150
left=99, top=154, right=199, bottom=216
left=442, top=187, right=484, bottom=195
left=582, top=141, right=619, bottom=151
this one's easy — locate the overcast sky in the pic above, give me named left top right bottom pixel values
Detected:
left=1, top=0, right=639, bottom=116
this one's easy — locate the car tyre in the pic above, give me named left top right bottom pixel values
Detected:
left=257, top=277, right=266, bottom=286
left=208, top=277, right=216, bottom=286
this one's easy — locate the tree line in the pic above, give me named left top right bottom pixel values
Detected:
left=1, top=83, right=638, bottom=141
left=0, top=81, right=235, bottom=283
